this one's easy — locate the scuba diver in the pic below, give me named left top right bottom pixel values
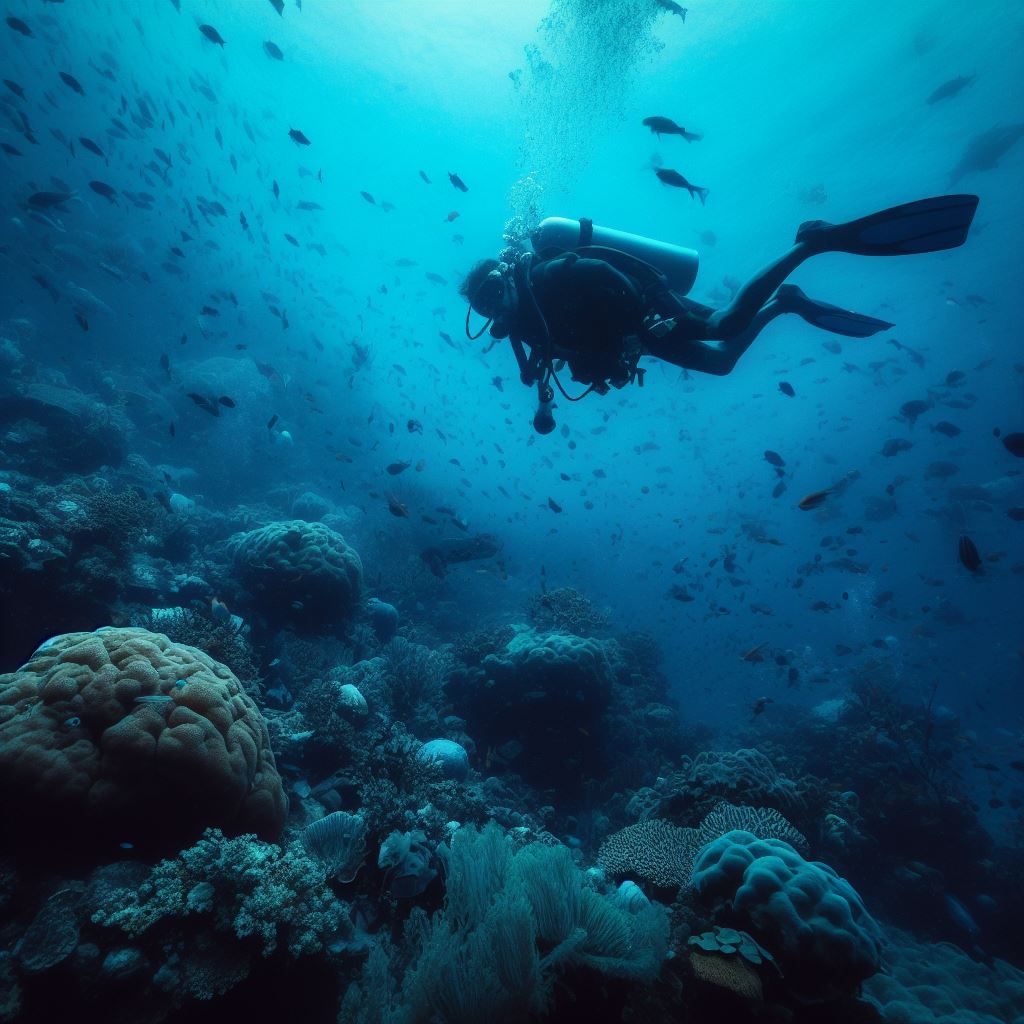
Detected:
left=460, top=195, right=979, bottom=433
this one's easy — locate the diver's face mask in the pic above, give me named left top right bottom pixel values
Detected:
left=473, top=264, right=514, bottom=319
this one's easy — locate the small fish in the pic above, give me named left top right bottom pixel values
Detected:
left=386, top=461, right=411, bottom=475
left=199, top=24, right=226, bottom=46
left=289, top=128, right=311, bottom=145
left=360, top=190, right=376, bottom=205
left=240, top=210, right=248, bottom=230
left=135, top=694, right=174, bottom=706
left=957, top=534, right=983, bottom=573
left=186, top=393, right=220, bottom=417
left=6, top=16, right=33, bottom=37
left=654, top=0, right=687, bottom=19
left=778, top=381, right=795, bottom=397
left=1001, top=432, right=1024, bottom=457
left=264, top=40, right=284, bottom=60
left=798, top=488, right=832, bottom=511
left=1008, top=507, right=1024, bottom=522
left=419, top=169, right=431, bottom=184
left=272, top=179, right=280, bottom=199
left=750, top=696, right=774, bottom=718
left=641, top=115, right=701, bottom=141
left=932, top=421, right=961, bottom=438
left=763, top=450, right=785, bottom=468
left=75, top=312, right=89, bottom=331
left=741, top=641, right=769, bottom=663
left=269, top=0, right=284, bottom=14
left=448, top=171, right=468, bottom=192
left=3, top=79, right=24, bottom=99
left=200, top=305, right=219, bottom=316
left=89, top=180, right=118, bottom=203
left=79, top=137, right=106, bottom=161
left=0, top=142, right=21, bottom=157
left=267, top=414, right=279, bottom=430
left=444, top=210, right=460, bottom=222
left=28, top=190, right=75, bottom=208
left=169, top=422, right=176, bottom=437
left=547, top=497, right=562, bottom=513
left=387, top=495, right=409, bottom=517
left=491, top=376, right=504, bottom=392
left=59, top=72, right=85, bottom=96
left=926, top=74, right=976, bottom=105
left=284, top=233, right=299, bottom=246
left=218, top=396, right=236, bottom=408
left=655, top=168, right=708, bottom=204
left=159, top=352, right=170, bottom=377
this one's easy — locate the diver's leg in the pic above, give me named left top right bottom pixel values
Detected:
left=647, top=299, right=784, bottom=376
left=705, top=243, right=814, bottom=339
left=704, top=195, right=978, bottom=340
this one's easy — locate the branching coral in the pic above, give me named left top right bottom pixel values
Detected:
left=526, top=586, right=609, bottom=636
left=92, top=828, right=348, bottom=957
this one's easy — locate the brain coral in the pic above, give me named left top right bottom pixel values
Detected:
left=691, top=830, right=882, bottom=1002
left=227, top=520, right=362, bottom=628
left=0, top=628, right=286, bottom=864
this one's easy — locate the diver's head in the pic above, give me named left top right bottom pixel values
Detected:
left=459, top=258, right=517, bottom=321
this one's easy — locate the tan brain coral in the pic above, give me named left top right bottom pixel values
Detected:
left=0, top=628, right=286, bottom=863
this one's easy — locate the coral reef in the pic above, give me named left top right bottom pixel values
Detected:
left=0, top=628, right=286, bottom=862
left=691, top=830, right=882, bottom=1002
left=226, top=520, right=363, bottom=630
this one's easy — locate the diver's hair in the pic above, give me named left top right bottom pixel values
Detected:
left=458, top=258, right=501, bottom=302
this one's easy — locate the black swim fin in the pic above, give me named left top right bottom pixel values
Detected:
left=796, top=194, right=979, bottom=256
left=775, top=285, right=894, bottom=338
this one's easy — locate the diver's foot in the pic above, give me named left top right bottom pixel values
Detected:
left=773, top=283, right=808, bottom=310
left=794, top=218, right=834, bottom=251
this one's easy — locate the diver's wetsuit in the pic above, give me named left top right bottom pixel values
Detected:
left=494, top=252, right=646, bottom=387
left=494, top=250, right=732, bottom=386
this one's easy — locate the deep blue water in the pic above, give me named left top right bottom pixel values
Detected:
left=1, top=1, right=1023, bottom=1021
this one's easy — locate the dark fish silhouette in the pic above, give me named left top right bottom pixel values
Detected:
left=360, top=191, right=376, bottom=205
left=386, top=461, right=411, bottom=475
left=547, top=497, right=562, bottom=513
left=6, top=16, right=33, bottom=37
left=798, top=488, right=832, bottom=511
left=1001, top=432, right=1024, bottom=457
left=4, top=79, right=25, bottom=99
left=957, top=534, right=983, bottom=573
left=778, top=381, right=795, bottom=397
left=28, top=190, right=75, bottom=208
left=289, top=128, right=311, bottom=145
left=284, top=233, right=299, bottom=246
left=264, top=40, right=283, bottom=60
left=655, top=168, right=708, bottom=205
left=899, top=398, right=931, bottom=427
left=949, top=123, right=1024, bottom=184
left=267, top=414, right=279, bottom=430
left=642, top=116, right=701, bottom=141
left=89, top=180, right=117, bottom=203
left=218, top=396, right=236, bottom=408
left=59, top=72, right=84, bottom=96
left=655, top=0, right=687, bottom=18
left=419, top=169, right=431, bottom=183
left=448, top=171, right=468, bottom=192
left=186, top=393, right=220, bottom=416
left=79, top=137, right=106, bottom=161
left=272, top=179, right=279, bottom=199
left=926, top=74, right=975, bottom=105
left=764, top=450, right=785, bottom=468
left=269, top=0, right=284, bottom=14
left=932, top=421, right=961, bottom=438
left=199, top=24, right=226, bottom=46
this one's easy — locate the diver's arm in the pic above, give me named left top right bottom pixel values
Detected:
left=509, top=336, right=536, bottom=384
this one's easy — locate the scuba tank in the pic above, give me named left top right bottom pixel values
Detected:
left=531, top=216, right=699, bottom=295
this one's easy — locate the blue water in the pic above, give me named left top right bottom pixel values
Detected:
left=1, top=0, right=1023, bottom=1020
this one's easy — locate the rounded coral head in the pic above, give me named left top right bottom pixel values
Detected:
left=0, top=627, right=287, bottom=866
